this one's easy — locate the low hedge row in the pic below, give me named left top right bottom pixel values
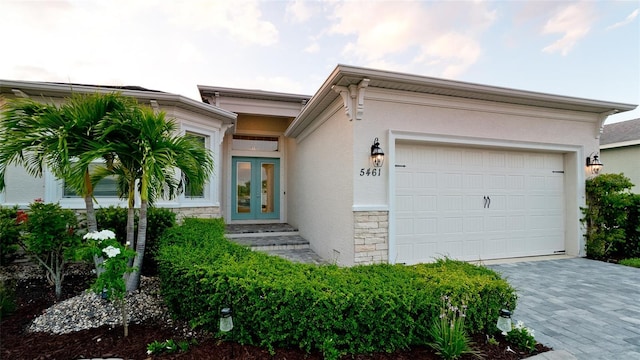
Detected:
left=157, top=218, right=517, bottom=358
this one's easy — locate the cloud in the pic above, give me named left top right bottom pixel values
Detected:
left=162, top=1, right=278, bottom=46
left=541, top=2, right=596, bottom=56
left=286, top=0, right=313, bottom=23
left=325, top=1, right=496, bottom=78
left=607, top=8, right=639, bottom=30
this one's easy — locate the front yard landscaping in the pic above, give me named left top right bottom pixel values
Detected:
left=1, top=216, right=551, bottom=359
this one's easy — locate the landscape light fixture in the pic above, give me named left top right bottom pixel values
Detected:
left=220, top=307, right=234, bottom=332
left=496, top=309, right=512, bottom=334
left=586, top=154, right=603, bottom=175
left=370, top=137, right=384, bottom=168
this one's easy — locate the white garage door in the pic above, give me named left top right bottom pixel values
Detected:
left=395, top=143, right=565, bottom=264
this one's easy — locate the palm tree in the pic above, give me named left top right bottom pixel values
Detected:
left=0, top=93, right=136, bottom=233
left=94, top=105, right=214, bottom=291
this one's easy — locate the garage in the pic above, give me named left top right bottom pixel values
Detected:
left=394, top=142, right=565, bottom=264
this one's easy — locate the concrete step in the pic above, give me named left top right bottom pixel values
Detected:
left=228, top=234, right=310, bottom=251
left=259, top=248, right=327, bottom=265
left=224, top=223, right=325, bottom=265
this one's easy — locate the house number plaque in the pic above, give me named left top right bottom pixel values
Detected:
left=359, top=168, right=381, bottom=176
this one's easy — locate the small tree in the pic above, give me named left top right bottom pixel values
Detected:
left=21, top=200, right=81, bottom=299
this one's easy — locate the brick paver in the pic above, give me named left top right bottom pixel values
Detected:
left=490, top=258, right=640, bottom=360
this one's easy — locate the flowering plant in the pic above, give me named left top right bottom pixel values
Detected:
left=84, top=229, right=135, bottom=337
left=427, top=296, right=482, bottom=359
left=504, top=320, right=536, bottom=353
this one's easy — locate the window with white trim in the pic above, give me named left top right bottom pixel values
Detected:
left=184, top=131, right=207, bottom=198
left=63, top=162, right=118, bottom=198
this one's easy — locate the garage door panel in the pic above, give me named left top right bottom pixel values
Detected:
left=395, top=143, right=565, bottom=263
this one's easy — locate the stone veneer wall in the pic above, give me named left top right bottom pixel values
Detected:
left=353, top=211, right=389, bottom=264
left=172, top=206, right=221, bottom=223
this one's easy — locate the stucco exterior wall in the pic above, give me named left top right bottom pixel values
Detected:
left=4, top=165, right=45, bottom=205
left=286, top=100, right=356, bottom=265
left=600, top=145, right=640, bottom=193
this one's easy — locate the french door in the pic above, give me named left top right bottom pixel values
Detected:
left=231, top=157, right=280, bottom=220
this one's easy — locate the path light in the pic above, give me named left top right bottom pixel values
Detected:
left=220, top=307, right=233, bottom=332
left=371, top=137, right=384, bottom=168
left=496, top=309, right=512, bottom=333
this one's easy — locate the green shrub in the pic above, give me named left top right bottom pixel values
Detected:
left=22, top=201, right=81, bottom=299
left=619, top=258, right=640, bottom=268
left=0, top=206, right=22, bottom=265
left=582, top=174, right=638, bottom=260
left=157, top=219, right=516, bottom=358
left=0, top=279, right=16, bottom=319
left=96, top=206, right=176, bottom=276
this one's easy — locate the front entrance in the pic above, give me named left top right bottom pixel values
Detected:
left=231, top=157, right=280, bottom=220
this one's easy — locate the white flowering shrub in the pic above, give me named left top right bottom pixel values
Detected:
left=505, top=320, right=536, bottom=353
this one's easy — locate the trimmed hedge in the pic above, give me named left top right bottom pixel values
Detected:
left=157, top=219, right=516, bottom=358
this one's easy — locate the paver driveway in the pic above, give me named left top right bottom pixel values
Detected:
left=490, top=258, right=640, bottom=360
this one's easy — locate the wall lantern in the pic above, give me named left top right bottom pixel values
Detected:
left=496, top=309, right=512, bottom=334
left=220, top=307, right=234, bottom=332
left=370, top=137, right=385, bottom=168
left=586, top=154, right=603, bottom=175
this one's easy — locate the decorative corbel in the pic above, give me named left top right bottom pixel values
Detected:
left=332, top=85, right=352, bottom=120
left=331, top=78, right=370, bottom=121
left=11, top=89, right=29, bottom=98
left=595, top=110, right=618, bottom=139
left=219, top=123, right=235, bottom=145
left=355, top=78, right=369, bottom=120
left=149, top=100, right=160, bottom=113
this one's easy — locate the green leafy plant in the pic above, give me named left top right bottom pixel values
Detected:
left=0, top=279, right=16, bottom=319
left=427, top=296, right=483, bottom=360
left=84, top=229, right=136, bottom=337
left=21, top=200, right=81, bottom=299
left=486, top=335, right=499, bottom=346
left=582, top=174, right=638, bottom=260
left=146, top=338, right=193, bottom=355
left=0, top=206, right=22, bottom=266
left=619, top=258, right=640, bottom=268
left=504, top=320, right=536, bottom=353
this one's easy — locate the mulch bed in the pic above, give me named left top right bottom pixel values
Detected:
left=1, top=274, right=551, bottom=360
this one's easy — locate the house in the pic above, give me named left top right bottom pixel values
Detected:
left=600, top=118, right=640, bottom=193
left=1, top=65, right=637, bottom=265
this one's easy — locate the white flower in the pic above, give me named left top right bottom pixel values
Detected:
left=102, top=245, right=121, bottom=258
left=84, top=229, right=116, bottom=242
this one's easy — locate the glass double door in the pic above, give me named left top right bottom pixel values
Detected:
left=231, top=157, right=280, bottom=220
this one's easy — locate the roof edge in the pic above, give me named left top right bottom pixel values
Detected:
left=1, top=79, right=237, bottom=122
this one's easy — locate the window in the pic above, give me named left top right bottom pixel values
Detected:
left=184, top=132, right=207, bottom=198
left=63, top=163, right=118, bottom=198
left=232, top=135, right=279, bottom=151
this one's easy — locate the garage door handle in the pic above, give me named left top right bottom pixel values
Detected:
left=483, top=196, right=491, bottom=209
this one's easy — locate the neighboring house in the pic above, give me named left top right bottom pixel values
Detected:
left=600, top=118, right=640, bottom=193
left=1, top=65, right=637, bottom=265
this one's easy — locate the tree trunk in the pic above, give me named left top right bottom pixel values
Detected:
left=126, top=183, right=136, bottom=267
left=126, top=199, right=147, bottom=292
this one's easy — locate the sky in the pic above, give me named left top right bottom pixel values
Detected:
left=1, top=0, right=638, bottom=123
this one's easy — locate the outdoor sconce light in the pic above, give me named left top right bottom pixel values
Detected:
left=496, top=309, right=512, bottom=333
left=371, top=137, right=385, bottom=168
left=220, top=307, right=234, bottom=332
left=586, top=154, right=603, bottom=175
